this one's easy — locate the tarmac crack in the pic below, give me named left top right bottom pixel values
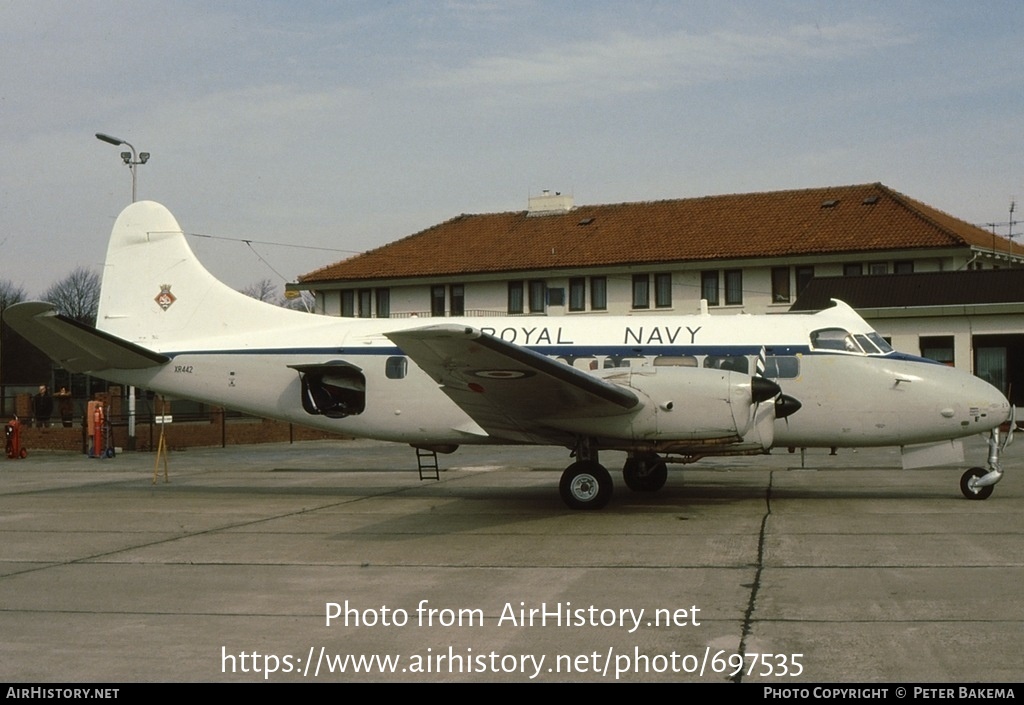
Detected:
left=732, top=469, right=773, bottom=684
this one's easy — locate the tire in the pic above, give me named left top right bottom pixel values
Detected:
left=105, top=447, right=115, bottom=459
left=622, top=455, right=668, bottom=492
left=960, top=467, right=993, bottom=500
left=559, top=461, right=613, bottom=510
left=19, top=448, right=27, bottom=459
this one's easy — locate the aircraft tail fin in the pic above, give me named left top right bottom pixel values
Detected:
left=96, top=201, right=306, bottom=348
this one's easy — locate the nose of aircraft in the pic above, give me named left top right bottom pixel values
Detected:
left=966, top=373, right=1012, bottom=430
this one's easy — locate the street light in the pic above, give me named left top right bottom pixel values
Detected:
left=95, top=132, right=151, bottom=449
left=95, top=132, right=150, bottom=203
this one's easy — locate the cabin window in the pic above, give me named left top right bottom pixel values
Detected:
left=590, top=277, right=607, bottom=310
left=632, top=274, right=650, bottom=309
left=569, top=278, right=586, bottom=311
left=654, top=355, right=697, bottom=367
left=703, top=355, right=749, bottom=373
left=725, top=269, right=743, bottom=305
left=764, top=355, right=800, bottom=379
left=508, top=281, right=524, bottom=314
left=654, top=273, right=672, bottom=308
left=701, top=271, right=719, bottom=306
left=385, top=356, right=408, bottom=379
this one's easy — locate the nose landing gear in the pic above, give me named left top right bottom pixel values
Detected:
left=960, top=411, right=1014, bottom=500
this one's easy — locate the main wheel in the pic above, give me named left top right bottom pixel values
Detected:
left=560, top=461, right=613, bottom=510
left=622, top=455, right=668, bottom=492
left=960, top=467, right=993, bottom=500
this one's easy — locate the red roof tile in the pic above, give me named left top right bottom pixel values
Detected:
left=300, top=183, right=1013, bottom=283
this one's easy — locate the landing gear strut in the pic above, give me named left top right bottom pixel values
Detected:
left=560, top=438, right=613, bottom=510
left=960, top=416, right=1014, bottom=500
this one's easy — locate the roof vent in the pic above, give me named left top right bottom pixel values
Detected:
left=528, top=190, right=574, bottom=217
left=821, top=199, right=839, bottom=209
left=862, top=195, right=880, bottom=205
left=577, top=217, right=595, bottom=226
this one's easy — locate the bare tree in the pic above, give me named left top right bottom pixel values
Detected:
left=42, top=267, right=101, bottom=326
left=0, top=279, right=27, bottom=312
left=239, top=278, right=278, bottom=303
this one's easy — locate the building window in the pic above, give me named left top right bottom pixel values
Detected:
left=375, top=288, right=390, bottom=318
left=795, top=266, right=814, bottom=296
left=632, top=274, right=650, bottom=309
left=843, top=263, right=863, bottom=276
left=701, top=271, right=719, bottom=306
left=430, top=285, right=446, bottom=317
left=894, top=260, right=914, bottom=274
left=358, top=289, right=373, bottom=318
left=569, top=278, right=585, bottom=311
left=528, top=280, right=546, bottom=313
left=869, top=262, right=888, bottom=275
left=449, top=284, right=464, bottom=316
left=341, top=290, right=355, bottom=317
left=590, top=277, right=607, bottom=311
left=654, top=273, right=672, bottom=308
left=725, top=269, right=743, bottom=305
left=771, top=267, right=791, bottom=303
left=508, top=281, right=524, bottom=314
left=920, top=336, right=954, bottom=366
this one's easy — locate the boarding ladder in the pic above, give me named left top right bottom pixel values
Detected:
left=416, top=447, right=440, bottom=481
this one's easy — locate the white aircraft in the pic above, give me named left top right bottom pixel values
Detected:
left=5, top=201, right=1015, bottom=509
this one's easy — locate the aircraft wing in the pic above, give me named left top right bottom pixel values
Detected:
left=3, top=302, right=169, bottom=373
left=386, top=324, right=639, bottom=443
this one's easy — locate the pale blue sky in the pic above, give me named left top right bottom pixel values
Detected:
left=2, top=1, right=1022, bottom=293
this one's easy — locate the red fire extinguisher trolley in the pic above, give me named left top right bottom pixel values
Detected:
left=5, top=416, right=27, bottom=459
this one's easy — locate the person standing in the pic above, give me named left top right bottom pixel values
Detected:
left=33, top=385, right=53, bottom=428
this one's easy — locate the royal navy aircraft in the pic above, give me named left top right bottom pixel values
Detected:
left=5, top=201, right=1014, bottom=509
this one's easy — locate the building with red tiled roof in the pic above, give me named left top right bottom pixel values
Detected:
left=296, top=182, right=1021, bottom=320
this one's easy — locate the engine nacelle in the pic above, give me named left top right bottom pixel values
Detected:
left=544, top=366, right=778, bottom=448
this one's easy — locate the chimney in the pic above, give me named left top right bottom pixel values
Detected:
left=527, top=190, right=574, bottom=217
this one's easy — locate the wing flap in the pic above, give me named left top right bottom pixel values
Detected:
left=386, top=324, right=639, bottom=442
left=3, top=302, right=168, bottom=373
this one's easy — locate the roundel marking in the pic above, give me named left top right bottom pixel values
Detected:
left=471, top=369, right=535, bottom=380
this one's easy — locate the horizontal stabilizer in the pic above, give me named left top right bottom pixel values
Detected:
left=3, top=302, right=168, bottom=373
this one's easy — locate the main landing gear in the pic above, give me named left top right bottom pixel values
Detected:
left=960, top=417, right=1014, bottom=500
left=622, top=453, right=668, bottom=492
left=559, top=441, right=671, bottom=509
left=560, top=438, right=614, bottom=510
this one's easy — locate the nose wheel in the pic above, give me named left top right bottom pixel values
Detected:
left=960, top=467, right=995, bottom=500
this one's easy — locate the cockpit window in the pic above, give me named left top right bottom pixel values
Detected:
left=854, top=334, right=881, bottom=354
left=810, top=327, right=862, bottom=353
left=867, top=332, right=893, bottom=353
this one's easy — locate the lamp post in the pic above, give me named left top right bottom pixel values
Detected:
left=95, top=133, right=150, bottom=203
left=95, top=133, right=150, bottom=448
